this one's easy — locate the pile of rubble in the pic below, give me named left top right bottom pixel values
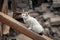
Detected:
left=15, top=3, right=60, bottom=40
left=29, top=3, right=60, bottom=40
left=4, top=0, right=60, bottom=40
left=15, top=6, right=60, bottom=40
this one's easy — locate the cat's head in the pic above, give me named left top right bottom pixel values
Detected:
left=21, top=10, right=29, bottom=19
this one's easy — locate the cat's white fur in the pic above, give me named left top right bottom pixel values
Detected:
left=21, top=11, right=44, bottom=33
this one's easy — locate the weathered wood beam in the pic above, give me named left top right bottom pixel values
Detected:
left=2, top=0, right=8, bottom=13
left=11, top=0, right=16, bottom=13
left=1, top=0, right=10, bottom=35
left=50, top=17, right=60, bottom=25
left=11, top=0, right=17, bottom=18
left=0, top=12, right=46, bottom=40
left=0, top=0, right=8, bottom=39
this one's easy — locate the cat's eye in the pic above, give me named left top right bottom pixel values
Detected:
left=23, top=15, right=24, bottom=16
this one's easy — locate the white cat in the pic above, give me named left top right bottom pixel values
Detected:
left=21, top=11, right=44, bottom=33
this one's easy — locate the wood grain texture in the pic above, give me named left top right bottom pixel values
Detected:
left=1, top=0, right=11, bottom=35
left=2, top=0, right=8, bottom=13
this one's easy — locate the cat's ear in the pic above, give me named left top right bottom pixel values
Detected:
left=21, top=9, right=25, bottom=14
left=28, top=10, right=33, bottom=13
left=23, top=10, right=24, bottom=12
left=22, top=10, right=25, bottom=14
left=26, top=12, right=29, bottom=16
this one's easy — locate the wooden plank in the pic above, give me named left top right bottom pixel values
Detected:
left=0, top=12, right=47, bottom=40
left=11, top=0, right=16, bottom=13
left=53, top=0, right=60, bottom=3
left=50, top=16, right=60, bottom=25
left=2, top=0, right=8, bottom=35
left=42, top=35, right=53, bottom=40
left=2, top=0, right=11, bottom=35
left=11, top=0, right=17, bottom=18
left=15, top=34, right=32, bottom=40
left=0, top=0, right=7, bottom=39
left=2, top=0, right=8, bottom=13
